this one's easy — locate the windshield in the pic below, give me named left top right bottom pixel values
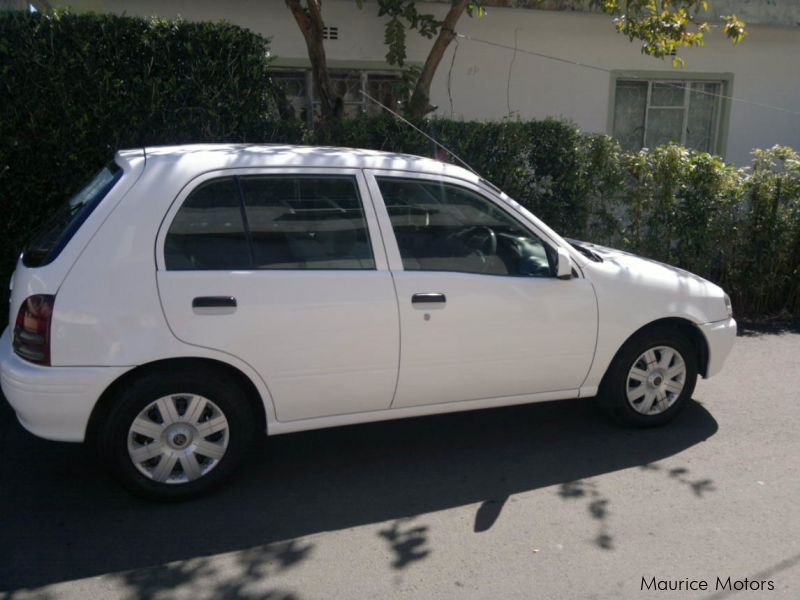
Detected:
left=22, top=162, right=123, bottom=267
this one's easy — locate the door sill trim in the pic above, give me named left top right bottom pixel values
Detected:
left=267, top=388, right=580, bottom=436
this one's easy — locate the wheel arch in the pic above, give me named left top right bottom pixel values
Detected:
left=605, top=317, right=710, bottom=382
left=85, top=357, right=268, bottom=444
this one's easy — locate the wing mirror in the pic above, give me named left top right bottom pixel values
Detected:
left=556, top=247, right=573, bottom=280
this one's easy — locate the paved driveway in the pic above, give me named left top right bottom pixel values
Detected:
left=1, top=328, right=799, bottom=599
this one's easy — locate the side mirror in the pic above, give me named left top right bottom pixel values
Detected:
left=556, top=247, right=572, bottom=280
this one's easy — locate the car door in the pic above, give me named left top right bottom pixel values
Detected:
left=156, top=168, right=399, bottom=422
left=365, top=170, right=598, bottom=408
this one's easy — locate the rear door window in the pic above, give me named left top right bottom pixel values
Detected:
left=240, top=176, right=375, bottom=270
left=164, top=178, right=251, bottom=270
left=165, top=174, right=375, bottom=270
left=22, top=162, right=123, bottom=267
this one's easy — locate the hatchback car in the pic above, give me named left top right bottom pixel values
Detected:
left=1, top=145, right=736, bottom=499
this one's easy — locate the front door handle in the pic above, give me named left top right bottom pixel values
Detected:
left=192, top=296, right=237, bottom=314
left=412, top=293, right=446, bottom=304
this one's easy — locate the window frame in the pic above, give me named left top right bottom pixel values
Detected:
left=271, top=65, right=406, bottom=127
left=607, top=70, right=734, bottom=157
left=22, top=161, right=123, bottom=268
left=364, top=170, right=570, bottom=278
left=157, top=168, right=388, bottom=273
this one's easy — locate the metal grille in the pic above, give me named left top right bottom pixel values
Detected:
left=272, top=68, right=402, bottom=126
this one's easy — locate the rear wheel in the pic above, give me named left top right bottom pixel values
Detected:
left=97, top=367, right=255, bottom=500
left=598, top=327, right=698, bottom=427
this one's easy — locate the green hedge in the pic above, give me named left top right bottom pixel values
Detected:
left=2, top=11, right=798, bottom=318
left=315, top=120, right=800, bottom=318
left=616, top=145, right=800, bottom=318
left=0, top=10, right=302, bottom=280
left=312, top=118, right=625, bottom=241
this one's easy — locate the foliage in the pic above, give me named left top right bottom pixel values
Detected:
left=312, top=120, right=799, bottom=318
left=0, top=10, right=792, bottom=317
left=0, top=10, right=295, bottom=282
left=360, top=0, right=748, bottom=116
left=370, top=0, right=749, bottom=68
left=736, top=147, right=800, bottom=316
left=311, top=117, right=618, bottom=238
left=284, top=1, right=749, bottom=122
left=372, top=0, right=441, bottom=66
left=366, top=1, right=485, bottom=66
left=613, top=145, right=799, bottom=317
left=594, top=0, right=747, bottom=67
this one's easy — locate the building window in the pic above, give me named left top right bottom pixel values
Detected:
left=271, top=71, right=310, bottom=123
left=612, top=78, right=727, bottom=154
left=272, top=68, right=402, bottom=125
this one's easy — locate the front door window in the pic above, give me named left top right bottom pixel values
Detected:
left=375, top=177, right=555, bottom=277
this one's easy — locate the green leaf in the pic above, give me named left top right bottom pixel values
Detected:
left=384, top=17, right=407, bottom=66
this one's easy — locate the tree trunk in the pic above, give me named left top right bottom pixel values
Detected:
left=285, top=0, right=342, bottom=120
left=406, top=0, right=469, bottom=119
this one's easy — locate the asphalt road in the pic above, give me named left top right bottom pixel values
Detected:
left=1, top=326, right=799, bottom=599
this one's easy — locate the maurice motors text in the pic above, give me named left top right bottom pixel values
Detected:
left=641, top=576, right=775, bottom=592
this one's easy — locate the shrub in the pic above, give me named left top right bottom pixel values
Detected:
left=617, top=146, right=743, bottom=272
left=0, top=10, right=298, bottom=279
left=610, top=144, right=800, bottom=318
left=311, top=117, right=622, bottom=240
left=1, top=11, right=798, bottom=318
left=735, top=147, right=800, bottom=316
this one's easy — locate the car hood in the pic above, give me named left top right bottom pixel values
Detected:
left=567, top=239, right=703, bottom=278
left=568, top=239, right=728, bottom=322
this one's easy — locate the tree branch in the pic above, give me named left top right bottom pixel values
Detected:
left=406, top=0, right=469, bottom=119
left=284, top=0, right=342, bottom=120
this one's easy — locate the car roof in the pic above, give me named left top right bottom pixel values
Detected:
left=115, top=143, right=581, bottom=266
left=117, top=144, right=479, bottom=182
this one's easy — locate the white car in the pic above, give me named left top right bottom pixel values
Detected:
left=1, top=145, right=736, bottom=499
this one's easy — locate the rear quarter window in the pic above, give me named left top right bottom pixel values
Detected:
left=22, top=162, right=123, bottom=267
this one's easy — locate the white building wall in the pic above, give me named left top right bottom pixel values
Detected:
left=699, top=0, right=800, bottom=26
left=53, top=0, right=800, bottom=165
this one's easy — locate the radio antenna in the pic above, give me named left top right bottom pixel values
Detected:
left=359, top=90, right=479, bottom=176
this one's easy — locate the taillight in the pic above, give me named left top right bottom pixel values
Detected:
left=12, top=295, right=55, bottom=366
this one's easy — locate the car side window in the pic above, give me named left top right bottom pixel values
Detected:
left=375, top=177, right=555, bottom=277
left=240, top=176, right=374, bottom=270
left=165, top=175, right=375, bottom=270
left=165, top=178, right=250, bottom=270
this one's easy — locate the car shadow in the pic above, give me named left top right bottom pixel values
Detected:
left=0, top=394, right=717, bottom=592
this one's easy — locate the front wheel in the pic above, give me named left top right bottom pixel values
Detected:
left=97, top=367, right=255, bottom=500
left=597, top=327, right=698, bottom=427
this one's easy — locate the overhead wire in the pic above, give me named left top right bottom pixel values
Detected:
left=360, top=28, right=799, bottom=174
left=456, top=32, right=800, bottom=118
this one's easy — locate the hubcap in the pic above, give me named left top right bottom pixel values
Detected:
left=626, top=346, right=687, bottom=416
left=166, top=424, right=193, bottom=449
left=127, top=394, right=229, bottom=484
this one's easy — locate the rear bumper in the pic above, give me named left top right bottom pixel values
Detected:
left=0, top=328, right=128, bottom=442
left=699, top=318, right=737, bottom=378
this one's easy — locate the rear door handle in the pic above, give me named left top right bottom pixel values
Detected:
left=412, top=293, right=446, bottom=304
left=192, top=296, right=237, bottom=314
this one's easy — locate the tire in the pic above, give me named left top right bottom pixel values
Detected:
left=97, top=366, right=256, bottom=500
left=597, top=326, right=698, bottom=427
